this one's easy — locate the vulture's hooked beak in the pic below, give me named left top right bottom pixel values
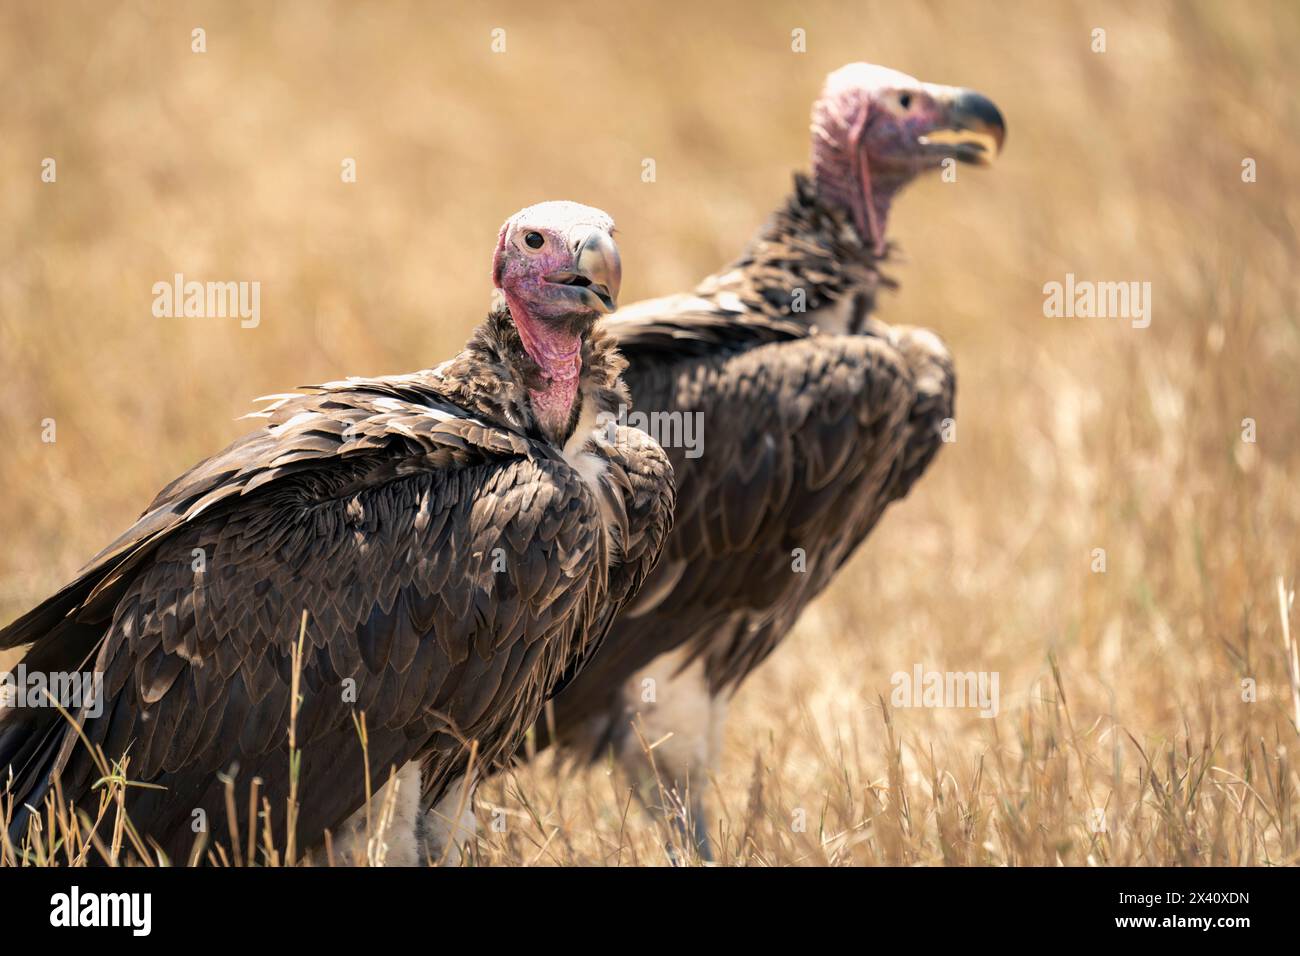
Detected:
left=547, top=229, right=621, bottom=313
left=919, top=86, right=1006, bottom=166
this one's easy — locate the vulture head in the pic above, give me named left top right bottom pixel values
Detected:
left=810, top=62, right=1006, bottom=255
left=492, top=201, right=622, bottom=439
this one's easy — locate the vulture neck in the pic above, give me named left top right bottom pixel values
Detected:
left=713, top=174, right=893, bottom=331
left=810, top=125, right=904, bottom=257
left=440, top=303, right=629, bottom=450
left=504, top=294, right=585, bottom=444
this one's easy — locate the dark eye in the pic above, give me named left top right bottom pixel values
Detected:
left=524, top=231, right=545, bottom=250
left=898, top=93, right=912, bottom=110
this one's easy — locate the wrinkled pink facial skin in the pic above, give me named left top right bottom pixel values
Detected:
left=811, top=63, right=955, bottom=255
left=492, top=201, right=616, bottom=438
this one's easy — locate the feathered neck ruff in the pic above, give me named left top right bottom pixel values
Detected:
left=433, top=302, right=630, bottom=449
left=701, top=173, right=897, bottom=332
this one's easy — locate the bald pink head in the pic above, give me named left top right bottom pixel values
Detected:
left=492, top=200, right=621, bottom=439
left=810, top=62, right=1006, bottom=254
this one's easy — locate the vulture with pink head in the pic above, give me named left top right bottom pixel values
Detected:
left=0, top=202, right=674, bottom=865
left=533, top=64, right=1006, bottom=856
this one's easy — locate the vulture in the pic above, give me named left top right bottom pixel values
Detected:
left=530, top=64, right=1006, bottom=856
left=0, top=201, right=674, bottom=866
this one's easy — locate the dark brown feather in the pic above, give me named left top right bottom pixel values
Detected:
left=0, top=301, right=674, bottom=863
left=538, top=174, right=954, bottom=755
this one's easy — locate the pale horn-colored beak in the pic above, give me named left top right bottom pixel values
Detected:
left=920, top=86, right=1007, bottom=166
left=573, top=229, right=622, bottom=313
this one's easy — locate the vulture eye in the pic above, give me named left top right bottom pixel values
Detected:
left=898, top=93, right=912, bottom=110
left=524, top=231, right=545, bottom=250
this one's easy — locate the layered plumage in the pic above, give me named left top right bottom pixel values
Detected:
left=0, top=202, right=674, bottom=865
left=532, top=65, right=1004, bottom=855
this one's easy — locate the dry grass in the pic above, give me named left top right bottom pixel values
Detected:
left=2, top=0, right=1298, bottom=865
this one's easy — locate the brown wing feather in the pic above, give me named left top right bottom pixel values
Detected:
left=1, top=378, right=617, bottom=863
left=539, top=175, right=952, bottom=755
left=539, top=425, right=676, bottom=709
left=546, top=316, right=953, bottom=745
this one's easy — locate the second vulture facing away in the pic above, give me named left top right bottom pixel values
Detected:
left=0, top=202, right=674, bottom=865
left=532, top=64, right=1006, bottom=856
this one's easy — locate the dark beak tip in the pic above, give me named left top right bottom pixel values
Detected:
left=929, top=90, right=1006, bottom=163
left=964, top=92, right=1007, bottom=149
left=574, top=230, right=621, bottom=311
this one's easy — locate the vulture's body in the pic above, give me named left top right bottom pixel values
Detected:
left=541, top=181, right=950, bottom=783
left=1, top=203, right=672, bottom=864
left=531, top=65, right=1003, bottom=856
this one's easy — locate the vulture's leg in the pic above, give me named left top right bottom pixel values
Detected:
left=318, top=761, right=423, bottom=866
left=618, top=647, right=723, bottom=863
left=420, top=774, right=479, bottom=866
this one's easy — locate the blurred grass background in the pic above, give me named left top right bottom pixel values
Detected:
left=2, top=0, right=1299, bottom=864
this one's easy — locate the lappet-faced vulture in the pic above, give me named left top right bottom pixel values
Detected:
left=0, top=202, right=674, bottom=865
left=531, top=64, right=1005, bottom=856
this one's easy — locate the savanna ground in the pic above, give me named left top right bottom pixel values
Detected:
left=1, top=0, right=1297, bottom=865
